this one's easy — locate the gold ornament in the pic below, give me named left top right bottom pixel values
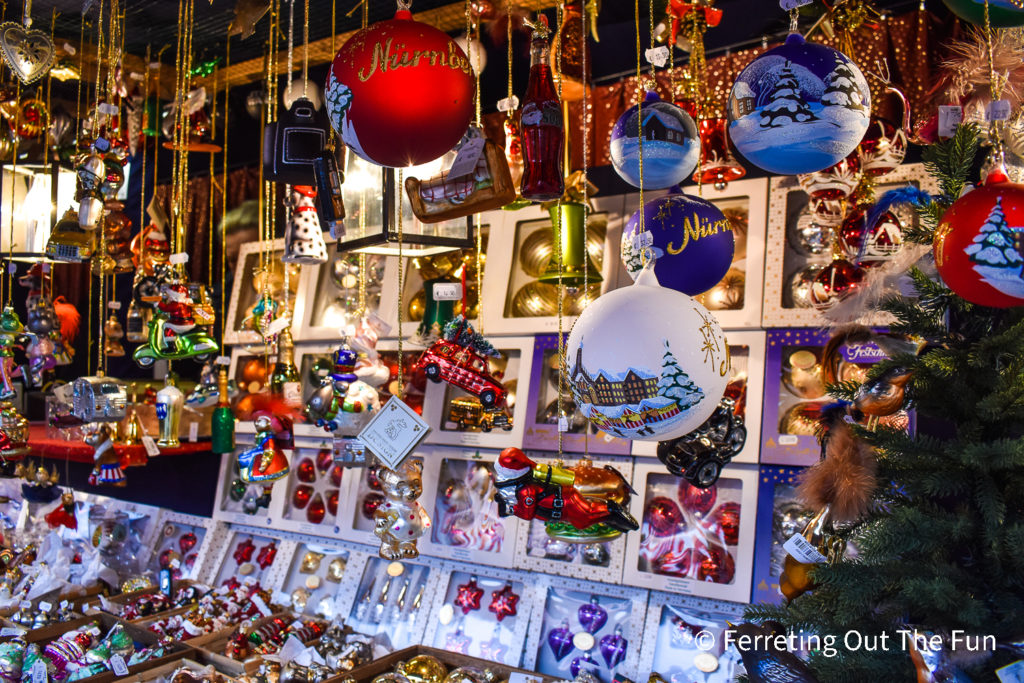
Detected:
left=397, top=656, right=448, bottom=683
left=326, top=557, right=346, bottom=582
left=299, top=551, right=324, bottom=573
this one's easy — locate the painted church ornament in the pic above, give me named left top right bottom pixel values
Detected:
left=934, top=167, right=1024, bottom=308
left=324, top=3, right=476, bottom=168
left=564, top=264, right=730, bottom=442
left=610, top=90, right=700, bottom=190
left=620, top=186, right=735, bottom=296
left=727, top=32, right=871, bottom=175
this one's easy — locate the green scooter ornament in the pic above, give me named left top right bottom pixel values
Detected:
left=132, top=268, right=218, bottom=367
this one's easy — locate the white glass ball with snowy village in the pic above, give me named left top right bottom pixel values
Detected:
left=727, top=33, right=871, bottom=175
left=564, top=264, right=729, bottom=442
left=610, top=90, right=700, bottom=189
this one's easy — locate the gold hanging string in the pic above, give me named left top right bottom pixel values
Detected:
left=556, top=5, right=565, bottom=459
left=140, top=45, right=149, bottom=238
left=396, top=169, right=404, bottom=401
left=982, top=0, right=1009, bottom=157
left=92, top=0, right=103, bottom=137
left=209, top=65, right=217, bottom=286
left=506, top=2, right=513, bottom=120
left=221, top=39, right=230, bottom=343
left=303, top=0, right=310, bottom=97
left=465, top=0, right=484, bottom=331
left=5, top=82, right=17, bottom=305
left=634, top=0, right=645, bottom=235
left=75, top=11, right=85, bottom=125
left=355, top=0, right=368, bottom=322
left=581, top=0, right=590, bottom=458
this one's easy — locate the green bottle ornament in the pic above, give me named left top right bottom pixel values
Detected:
left=211, top=367, right=235, bottom=454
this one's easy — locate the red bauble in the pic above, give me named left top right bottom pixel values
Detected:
left=810, top=258, right=865, bottom=311
left=697, top=546, right=735, bottom=583
left=678, top=481, right=717, bottom=516
left=316, top=448, right=333, bottom=472
left=327, top=490, right=339, bottom=516
left=858, top=117, right=907, bottom=177
left=179, top=532, right=198, bottom=554
left=362, top=492, right=385, bottom=520
left=296, top=458, right=316, bottom=483
left=307, top=494, right=326, bottom=525
left=934, top=171, right=1024, bottom=307
left=330, top=465, right=343, bottom=487
left=798, top=154, right=860, bottom=202
left=325, top=9, right=476, bottom=167
left=366, top=466, right=383, bottom=490
left=644, top=496, right=684, bottom=537
left=292, top=485, right=313, bottom=510
left=652, top=548, right=692, bottom=577
left=839, top=207, right=903, bottom=265
left=710, top=502, right=741, bottom=546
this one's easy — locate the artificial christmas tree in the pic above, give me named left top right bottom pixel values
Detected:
left=743, top=125, right=1024, bottom=681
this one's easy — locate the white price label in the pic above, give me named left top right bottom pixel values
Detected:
left=188, top=422, right=199, bottom=443
left=38, top=601, right=51, bottom=613
left=283, top=382, right=302, bottom=407
left=63, top=42, right=76, bottom=56
left=59, top=600, right=68, bottom=609
left=508, top=674, right=542, bottom=683
left=271, top=590, right=291, bottom=606
left=447, top=136, right=486, bottom=179
left=645, top=46, right=669, bottom=67
left=778, top=434, right=799, bottom=446
left=129, top=72, right=144, bottom=82
left=109, top=654, right=129, bottom=677
left=141, top=436, right=160, bottom=457
left=783, top=532, right=828, bottom=564
left=19, top=600, right=30, bottom=609
left=168, top=252, right=189, bottom=265
left=252, top=594, right=272, bottom=617
left=986, top=99, right=1011, bottom=122
left=265, top=316, right=291, bottom=337
left=496, top=95, right=519, bottom=113
left=558, top=415, right=570, bottom=432
left=997, top=661, right=1024, bottom=683
left=432, top=282, right=463, bottom=301
left=632, top=231, right=654, bottom=251
left=107, top=300, right=122, bottom=310
left=7, top=264, right=15, bottom=275
left=215, top=355, right=231, bottom=365
left=780, top=0, right=813, bottom=8
left=97, top=103, right=118, bottom=115
left=31, top=660, right=47, bottom=683
left=937, top=105, right=963, bottom=138
left=289, top=620, right=304, bottom=630
left=0, top=627, right=25, bottom=637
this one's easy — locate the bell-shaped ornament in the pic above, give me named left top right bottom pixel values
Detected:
left=537, top=202, right=603, bottom=289
left=282, top=186, right=328, bottom=265
left=693, top=117, right=746, bottom=190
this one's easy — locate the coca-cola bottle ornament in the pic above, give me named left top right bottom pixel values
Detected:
left=520, top=16, right=565, bottom=202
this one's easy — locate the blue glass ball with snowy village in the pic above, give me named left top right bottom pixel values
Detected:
left=620, top=188, right=735, bottom=296
left=610, top=91, right=700, bottom=190
left=564, top=266, right=729, bottom=442
left=727, top=33, right=871, bottom=175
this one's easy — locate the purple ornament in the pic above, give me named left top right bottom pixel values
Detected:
left=599, top=629, right=628, bottom=668
left=577, top=597, right=608, bottom=634
left=570, top=652, right=600, bottom=679
left=547, top=622, right=574, bottom=661
left=621, top=187, right=735, bottom=296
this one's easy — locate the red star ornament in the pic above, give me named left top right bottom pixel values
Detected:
left=454, top=578, right=484, bottom=614
left=488, top=583, right=520, bottom=622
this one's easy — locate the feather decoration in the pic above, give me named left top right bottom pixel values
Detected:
left=798, top=404, right=878, bottom=523
left=863, top=186, right=934, bottom=237
left=822, top=243, right=931, bottom=327
left=53, top=296, right=81, bottom=344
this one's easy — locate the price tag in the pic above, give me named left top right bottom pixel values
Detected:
left=264, top=316, right=291, bottom=337
left=558, top=415, right=570, bottom=432
left=252, top=594, right=272, bottom=617
left=107, top=300, right=122, bottom=310
left=937, top=105, right=963, bottom=138
left=271, top=590, right=291, bottom=606
left=7, top=264, right=16, bottom=275
left=783, top=533, right=827, bottom=564
left=0, top=627, right=25, bottom=637
left=38, top=601, right=51, bottom=613
left=778, top=434, right=799, bottom=446
left=632, top=231, right=654, bottom=251
left=109, top=654, right=128, bottom=677
left=215, top=355, right=231, bottom=365
left=168, top=252, right=189, bottom=265
left=97, top=103, right=118, bottom=115
left=446, top=136, right=486, bottom=179
left=283, top=382, right=302, bottom=407
left=188, top=422, right=199, bottom=443
left=357, top=398, right=431, bottom=470
left=432, top=282, right=463, bottom=301
left=63, top=42, right=76, bottom=56
left=997, top=661, right=1024, bottom=683
left=508, top=674, right=542, bottom=683
left=289, top=620, right=304, bottom=630
left=496, top=95, right=519, bottom=113
left=603, top=432, right=615, bottom=443
left=986, top=99, right=1011, bottom=122
left=59, top=600, right=68, bottom=610
left=141, top=436, right=160, bottom=457
left=780, top=0, right=813, bottom=8
left=129, top=72, right=144, bottom=81
left=31, top=660, right=47, bottom=683
left=645, top=46, right=669, bottom=68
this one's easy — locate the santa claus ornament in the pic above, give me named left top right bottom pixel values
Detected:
left=727, top=32, right=871, bottom=175
left=934, top=167, right=1024, bottom=307
left=324, top=2, right=476, bottom=167
left=564, top=263, right=730, bottom=441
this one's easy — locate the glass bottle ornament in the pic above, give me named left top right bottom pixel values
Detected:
left=520, top=17, right=565, bottom=202
left=779, top=505, right=844, bottom=601
left=211, top=367, right=236, bottom=455
left=155, top=375, right=184, bottom=448
left=269, top=329, right=302, bottom=409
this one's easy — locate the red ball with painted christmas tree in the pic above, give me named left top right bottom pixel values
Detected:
left=934, top=168, right=1024, bottom=308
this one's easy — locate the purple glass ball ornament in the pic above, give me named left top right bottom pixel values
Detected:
left=599, top=628, right=628, bottom=668
left=621, top=187, right=735, bottom=296
left=547, top=622, right=575, bottom=661
left=577, top=596, right=608, bottom=634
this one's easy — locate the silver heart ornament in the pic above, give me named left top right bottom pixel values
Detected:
left=0, top=23, right=55, bottom=84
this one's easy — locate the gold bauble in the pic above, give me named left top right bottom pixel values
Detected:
left=397, top=656, right=447, bottom=683
left=697, top=268, right=745, bottom=311
left=408, top=290, right=426, bottom=322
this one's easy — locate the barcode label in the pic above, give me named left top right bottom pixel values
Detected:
left=937, top=105, right=963, bottom=138
left=109, top=655, right=128, bottom=677
left=31, top=660, right=47, bottom=683
left=141, top=436, right=160, bottom=456
left=784, top=533, right=827, bottom=564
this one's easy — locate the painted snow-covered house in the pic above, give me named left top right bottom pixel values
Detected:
left=570, top=345, right=659, bottom=407
left=731, top=82, right=756, bottom=118
left=642, top=111, right=687, bottom=146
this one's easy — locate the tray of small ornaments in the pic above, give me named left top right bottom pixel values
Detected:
left=85, top=582, right=206, bottom=624
left=115, top=657, right=243, bottom=683
left=338, top=645, right=558, bottom=683
left=193, top=613, right=328, bottom=675
left=1, top=594, right=82, bottom=632
left=138, top=580, right=285, bottom=650
left=0, top=612, right=192, bottom=683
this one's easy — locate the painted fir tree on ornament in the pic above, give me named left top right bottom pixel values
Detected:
left=964, top=198, right=1024, bottom=297
left=727, top=33, right=870, bottom=175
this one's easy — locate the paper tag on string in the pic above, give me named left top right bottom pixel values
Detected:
left=63, top=43, right=76, bottom=56
left=986, top=100, right=1011, bottom=122
left=31, top=660, right=47, bottom=683
left=168, top=252, right=189, bottom=265
left=107, top=301, right=121, bottom=310
left=6, top=264, right=15, bottom=276
left=433, top=283, right=462, bottom=301
left=141, top=436, right=160, bottom=457
left=558, top=415, right=570, bottom=432
left=129, top=72, right=144, bottom=82
left=645, top=46, right=669, bottom=68
left=188, top=422, right=199, bottom=443
left=109, top=655, right=128, bottom=677
left=59, top=600, right=68, bottom=610
left=215, top=355, right=231, bottom=366
left=447, top=137, right=486, bottom=179
left=780, top=0, right=812, bottom=8
left=783, top=533, right=827, bottom=564
left=358, top=399, right=431, bottom=470
left=497, top=95, right=519, bottom=113
left=38, top=601, right=51, bottom=613
left=96, top=103, right=118, bottom=116
left=937, top=105, right=963, bottom=138
left=265, top=317, right=291, bottom=337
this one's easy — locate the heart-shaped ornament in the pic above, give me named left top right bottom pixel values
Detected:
left=0, top=23, right=55, bottom=84
left=547, top=623, right=574, bottom=661
left=178, top=532, right=198, bottom=554
left=577, top=597, right=608, bottom=634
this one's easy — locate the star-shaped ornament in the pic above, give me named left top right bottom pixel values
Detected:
left=454, top=578, right=484, bottom=614
left=488, top=583, right=520, bottom=622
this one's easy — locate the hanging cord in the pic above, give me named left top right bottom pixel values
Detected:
left=220, top=39, right=230, bottom=344
left=355, top=3, right=368, bottom=322
left=634, top=0, right=645, bottom=236
left=208, top=64, right=216, bottom=286
left=555, top=4, right=565, bottom=460
left=5, top=82, right=18, bottom=306
left=466, top=0, right=484, bottom=331
left=581, top=0, right=590, bottom=458
left=396, top=169, right=404, bottom=401
left=303, top=0, right=310, bottom=98
left=983, top=0, right=1009, bottom=159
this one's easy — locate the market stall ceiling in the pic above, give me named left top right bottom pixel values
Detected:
left=28, top=0, right=926, bottom=87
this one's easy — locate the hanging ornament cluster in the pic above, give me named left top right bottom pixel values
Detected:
left=727, top=32, right=871, bottom=175
left=325, top=3, right=476, bottom=168
left=564, top=266, right=730, bottom=441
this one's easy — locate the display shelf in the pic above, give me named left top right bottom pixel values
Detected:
left=751, top=465, right=811, bottom=605
left=148, top=510, right=220, bottom=581
left=292, top=246, right=392, bottom=340
left=211, top=449, right=287, bottom=528
left=272, top=434, right=348, bottom=537
left=27, top=424, right=210, bottom=463
left=270, top=540, right=355, bottom=619
left=623, top=462, right=758, bottom=603
left=224, top=238, right=301, bottom=346
left=198, top=523, right=294, bottom=589
left=631, top=330, right=766, bottom=463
